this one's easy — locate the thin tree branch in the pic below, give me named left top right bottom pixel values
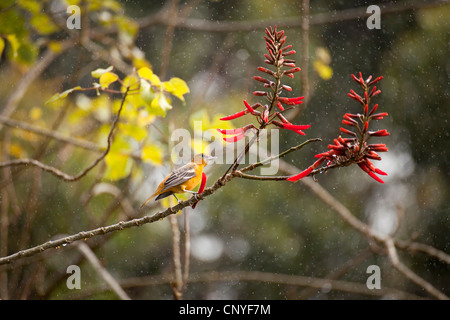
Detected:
left=159, top=0, right=180, bottom=80
left=278, top=158, right=449, bottom=300
left=76, top=241, right=131, bottom=300
left=0, top=41, right=74, bottom=133
left=0, top=87, right=130, bottom=182
left=182, top=208, right=191, bottom=291
left=169, top=214, right=183, bottom=300
left=240, top=138, right=321, bottom=173
left=69, top=270, right=422, bottom=300
left=0, top=115, right=101, bottom=152
left=395, top=240, right=450, bottom=265
left=0, top=172, right=234, bottom=266
left=136, top=1, right=447, bottom=33
left=384, top=238, right=448, bottom=300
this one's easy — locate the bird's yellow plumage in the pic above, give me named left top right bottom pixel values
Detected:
left=140, top=153, right=214, bottom=208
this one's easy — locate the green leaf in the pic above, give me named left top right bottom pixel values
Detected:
left=30, top=14, right=58, bottom=35
left=16, top=42, right=38, bottom=65
left=46, top=86, right=82, bottom=104
left=99, top=71, right=119, bottom=88
left=91, top=66, right=114, bottom=78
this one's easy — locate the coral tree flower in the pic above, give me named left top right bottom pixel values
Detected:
left=191, top=172, right=207, bottom=209
left=288, top=73, right=389, bottom=183
left=217, top=26, right=310, bottom=142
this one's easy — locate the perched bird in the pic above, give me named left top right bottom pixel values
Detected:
left=140, top=153, right=215, bottom=208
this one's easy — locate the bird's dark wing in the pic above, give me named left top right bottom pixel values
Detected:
left=161, top=163, right=197, bottom=192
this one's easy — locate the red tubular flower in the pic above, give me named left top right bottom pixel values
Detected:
left=284, top=67, right=301, bottom=75
left=253, top=91, right=267, bottom=96
left=287, top=158, right=325, bottom=182
left=220, top=110, right=248, bottom=121
left=357, top=162, right=385, bottom=184
left=369, top=143, right=389, bottom=152
left=217, top=25, right=310, bottom=142
left=278, top=96, right=304, bottom=106
left=370, top=112, right=388, bottom=120
left=281, top=123, right=311, bottom=131
left=218, top=124, right=256, bottom=142
left=223, top=133, right=246, bottom=142
left=243, top=100, right=256, bottom=114
left=216, top=128, right=244, bottom=135
left=340, top=127, right=357, bottom=136
left=369, top=129, right=390, bottom=137
left=286, top=167, right=313, bottom=182
left=191, top=172, right=207, bottom=209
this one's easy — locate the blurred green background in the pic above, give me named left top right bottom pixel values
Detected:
left=0, top=0, right=448, bottom=299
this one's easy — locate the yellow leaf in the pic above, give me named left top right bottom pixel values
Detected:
left=104, top=151, right=133, bottom=181
left=9, top=143, right=27, bottom=158
left=103, top=135, right=133, bottom=181
left=119, top=123, right=147, bottom=142
left=48, top=41, right=63, bottom=53
left=139, top=78, right=154, bottom=106
left=151, top=93, right=172, bottom=116
left=0, top=38, right=5, bottom=57
left=29, top=107, right=42, bottom=120
left=91, top=66, right=114, bottom=78
left=99, top=71, right=119, bottom=88
left=313, top=60, right=333, bottom=80
left=137, top=67, right=153, bottom=81
left=142, top=145, right=163, bottom=165
left=191, top=138, right=209, bottom=154
left=167, top=77, right=189, bottom=102
left=121, top=74, right=140, bottom=93
left=138, top=67, right=161, bottom=86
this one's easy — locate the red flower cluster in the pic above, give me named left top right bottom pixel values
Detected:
left=288, top=73, right=389, bottom=183
left=218, top=26, right=310, bottom=141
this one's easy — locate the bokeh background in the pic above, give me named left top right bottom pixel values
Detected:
left=0, top=0, right=448, bottom=299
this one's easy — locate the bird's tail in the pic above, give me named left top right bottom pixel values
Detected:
left=139, top=192, right=158, bottom=209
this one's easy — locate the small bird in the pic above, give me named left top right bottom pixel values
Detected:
left=140, top=153, right=215, bottom=208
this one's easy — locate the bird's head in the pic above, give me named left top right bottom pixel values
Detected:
left=193, top=153, right=216, bottom=165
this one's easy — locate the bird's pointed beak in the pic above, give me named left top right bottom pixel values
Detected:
left=204, top=155, right=217, bottom=163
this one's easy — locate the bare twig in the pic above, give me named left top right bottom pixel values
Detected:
left=182, top=209, right=191, bottom=291
left=0, top=87, right=130, bottom=182
left=0, top=172, right=234, bottom=265
left=0, top=115, right=101, bottom=152
left=137, top=1, right=447, bottom=32
left=0, top=41, right=73, bottom=133
left=395, top=240, right=450, bottom=265
left=159, top=0, right=181, bottom=79
left=278, top=158, right=449, bottom=300
left=76, top=241, right=131, bottom=300
left=240, top=138, right=321, bottom=173
left=384, top=238, right=448, bottom=300
left=70, top=270, right=422, bottom=300
left=169, top=214, right=183, bottom=300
